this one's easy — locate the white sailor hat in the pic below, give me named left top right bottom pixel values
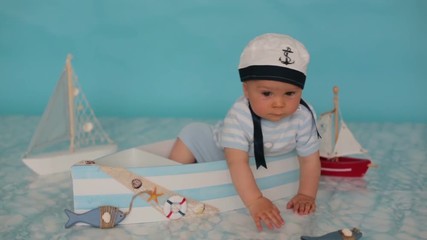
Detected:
left=238, top=33, right=310, bottom=89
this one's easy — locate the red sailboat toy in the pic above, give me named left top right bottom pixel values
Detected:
left=318, top=86, right=375, bottom=177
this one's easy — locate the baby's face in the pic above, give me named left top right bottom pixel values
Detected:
left=243, top=80, right=302, bottom=122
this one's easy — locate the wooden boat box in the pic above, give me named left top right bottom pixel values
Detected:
left=71, top=140, right=300, bottom=224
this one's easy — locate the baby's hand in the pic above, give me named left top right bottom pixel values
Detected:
left=286, top=193, right=316, bottom=215
left=247, top=196, right=285, bottom=231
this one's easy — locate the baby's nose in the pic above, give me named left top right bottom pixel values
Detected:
left=273, top=97, right=285, bottom=107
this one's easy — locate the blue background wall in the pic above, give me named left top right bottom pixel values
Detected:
left=1, top=0, right=426, bottom=122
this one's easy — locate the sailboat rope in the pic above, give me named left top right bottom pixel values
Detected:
left=124, top=190, right=150, bottom=216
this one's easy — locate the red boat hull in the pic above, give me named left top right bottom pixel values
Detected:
left=320, top=156, right=371, bottom=177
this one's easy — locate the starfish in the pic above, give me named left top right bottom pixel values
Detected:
left=147, top=187, right=163, bottom=203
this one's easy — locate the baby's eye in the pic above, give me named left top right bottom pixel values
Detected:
left=285, top=91, right=296, bottom=96
left=262, top=91, right=272, bottom=97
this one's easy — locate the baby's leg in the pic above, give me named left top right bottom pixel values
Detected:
left=169, top=138, right=196, bottom=164
left=169, top=122, right=224, bottom=164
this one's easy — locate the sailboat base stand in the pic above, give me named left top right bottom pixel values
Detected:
left=23, top=145, right=117, bottom=176
left=71, top=140, right=301, bottom=225
left=320, top=157, right=371, bottom=178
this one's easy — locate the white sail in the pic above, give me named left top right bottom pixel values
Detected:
left=333, top=121, right=367, bottom=157
left=23, top=55, right=117, bottom=175
left=24, top=71, right=71, bottom=156
left=318, top=108, right=368, bottom=159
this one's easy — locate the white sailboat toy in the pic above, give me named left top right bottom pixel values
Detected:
left=317, top=86, right=374, bottom=177
left=22, top=55, right=117, bottom=175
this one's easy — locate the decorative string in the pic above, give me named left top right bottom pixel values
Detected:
left=124, top=190, right=149, bottom=216
left=97, top=191, right=149, bottom=229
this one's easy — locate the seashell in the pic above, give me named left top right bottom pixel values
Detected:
left=341, top=228, right=352, bottom=237
left=102, top=212, right=111, bottom=223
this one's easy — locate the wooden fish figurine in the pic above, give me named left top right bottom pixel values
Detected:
left=301, top=228, right=362, bottom=240
left=64, top=206, right=126, bottom=228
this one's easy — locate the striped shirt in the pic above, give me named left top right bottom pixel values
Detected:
left=214, top=96, right=319, bottom=157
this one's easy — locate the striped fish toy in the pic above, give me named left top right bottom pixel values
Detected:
left=64, top=206, right=126, bottom=229
left=301, top=228, right=362, bottom=240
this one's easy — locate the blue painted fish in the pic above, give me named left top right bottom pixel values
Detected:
left=64, top=206, right=126, bottom=228
left=301, top=228, right=362, bottom=240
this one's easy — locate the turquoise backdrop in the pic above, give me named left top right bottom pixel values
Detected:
left=1, top=0, right=426, bottom=122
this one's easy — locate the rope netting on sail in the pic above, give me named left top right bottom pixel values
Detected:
left=24, top=56, right=114, bottom=157
left=71, top=69, right=114, bottom=151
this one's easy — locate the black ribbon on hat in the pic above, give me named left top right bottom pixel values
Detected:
left=249, top=99, right=321, bottom=170
left=248, top=103, right=266, bottom=169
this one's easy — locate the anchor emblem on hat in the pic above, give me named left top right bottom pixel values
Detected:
left=279, top=47, right=295, bottom=65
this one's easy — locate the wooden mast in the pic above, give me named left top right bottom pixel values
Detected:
left=333, top=86, right=339, bottom=161
left=66, top=54, right=75, bottom=152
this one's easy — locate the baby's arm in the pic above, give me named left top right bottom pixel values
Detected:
left=286, top=151, right=320, bottom=215
left=225, top=147, right=284, bottom=231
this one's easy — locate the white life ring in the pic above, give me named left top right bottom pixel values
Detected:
left=163, top=195, right=187, bottom=219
